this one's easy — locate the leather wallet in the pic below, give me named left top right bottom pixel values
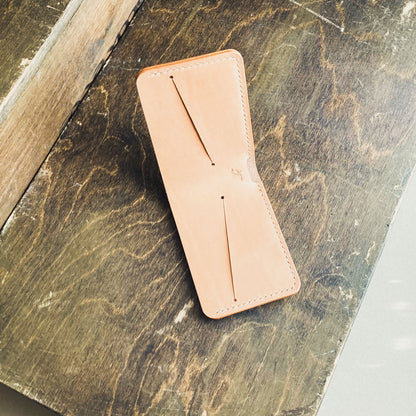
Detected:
left=136, top=49, right=300, bottom=319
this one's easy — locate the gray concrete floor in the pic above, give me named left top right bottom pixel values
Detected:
left=1, top=169, right=415, bottom=415
left=318, top=167, right=416, bottom=416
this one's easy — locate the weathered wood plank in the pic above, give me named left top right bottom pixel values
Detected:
left=0, top=0, right=70, bottom=102
left=0, top=0, right=143, bottom=228
left=1, top=0, right=416, bottom=415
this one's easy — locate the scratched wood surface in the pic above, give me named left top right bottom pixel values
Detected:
left=1, top=0, right=416, bottom=415
left=0, top=0, right=70, bottom=102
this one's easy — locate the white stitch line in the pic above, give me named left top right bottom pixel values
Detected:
left=232, top=59, right=296, bottom=276
left=233, top=60, right=253, bottom=158
left=145, top=54, right=297, bottom=316
left=147, top=56, right=231, bottom=77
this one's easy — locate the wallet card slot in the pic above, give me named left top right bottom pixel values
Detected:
left=221, top=195, right=237, bottom=302
left=170, top=75, right=215, bottom=166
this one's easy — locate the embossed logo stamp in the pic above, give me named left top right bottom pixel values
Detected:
left=231, top=168, right=243, bottom=180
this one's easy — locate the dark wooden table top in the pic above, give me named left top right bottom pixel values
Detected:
left=1, top=0, right=416, bottom=415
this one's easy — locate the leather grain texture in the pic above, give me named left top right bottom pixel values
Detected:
left=137, top=50, right=300, bottom=318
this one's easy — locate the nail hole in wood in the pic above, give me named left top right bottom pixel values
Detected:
left=221, top=196, right=224, bottom=199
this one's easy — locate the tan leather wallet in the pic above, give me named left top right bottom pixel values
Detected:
left=136, top=49, right=300, bottom=319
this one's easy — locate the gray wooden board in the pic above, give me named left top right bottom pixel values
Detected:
left=0, top=0, right=142, bottom=229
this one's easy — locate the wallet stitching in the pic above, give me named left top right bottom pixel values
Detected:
left=145, top=55, right=297, bottom=316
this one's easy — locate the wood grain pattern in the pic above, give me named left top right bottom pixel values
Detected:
left=0, top=0, right=143, bottom=229
left=1, top=0, right=416, bottom=415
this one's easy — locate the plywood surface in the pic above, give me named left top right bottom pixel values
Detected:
left=1, top=0, right=416, bottom=415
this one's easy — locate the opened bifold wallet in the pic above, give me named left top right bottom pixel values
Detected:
left=136, top=49, right=300, bottom=319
